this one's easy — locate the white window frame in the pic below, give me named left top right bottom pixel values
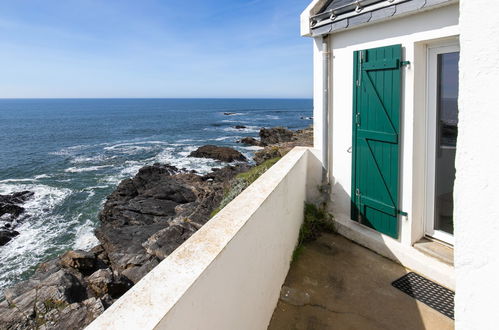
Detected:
left=424, top=42, right=459, bottom=245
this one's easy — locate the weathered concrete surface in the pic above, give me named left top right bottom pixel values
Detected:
left=268, top=233, right=454, bottom=330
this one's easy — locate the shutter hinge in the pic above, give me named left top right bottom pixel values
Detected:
left=401, top=60, right=411, bottom=67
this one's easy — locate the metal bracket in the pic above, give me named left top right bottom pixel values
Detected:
left=398, top=210, right=408, bottom=217
left=401, top=60, right=411, bottom=67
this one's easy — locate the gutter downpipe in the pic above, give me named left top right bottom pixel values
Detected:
left=321, top=36, right=330, bottom=188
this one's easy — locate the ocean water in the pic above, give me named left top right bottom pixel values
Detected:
left=0, top=98, right=312, bottom=294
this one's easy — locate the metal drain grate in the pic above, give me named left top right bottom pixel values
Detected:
left=392, top=272, right=454, bottom=319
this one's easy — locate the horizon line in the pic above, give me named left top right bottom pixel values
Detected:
left=0, top=97, right=313, bottom=100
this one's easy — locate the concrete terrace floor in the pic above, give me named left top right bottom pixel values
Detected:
left=268, top=232, right=454, bottom=330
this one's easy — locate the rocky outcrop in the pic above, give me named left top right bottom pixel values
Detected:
left=0, top=163, right=250, bottom=329
left=0, top=127, right=311, bottom=329
left=259, top=127, right=294, bottom=145
left=0, top=191, right=34, bottom=246
left=189, top=145, right=247, bottom=162
left=254, top=127, right=313, bottom=165
left=237, top=137, right=262, bottom=146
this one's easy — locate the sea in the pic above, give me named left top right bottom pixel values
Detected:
left=0, top=98, right=312, bottom=295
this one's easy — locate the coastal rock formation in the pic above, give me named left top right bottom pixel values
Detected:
left=234, top=125, right=246, bottom=129
left=237, top=137, right=262, bottom=146
left=0, top=127, right=311, bottom=329
left=254, top=127, right=313, bottom=165
left=0, top=191, right=34, bottom=246
left=259, top=127, right=294, bottom=145
left=189, top=145, right=247, bottom=162
left=0, top=163, right=250, bottom=329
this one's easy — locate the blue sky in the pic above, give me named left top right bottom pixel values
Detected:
left=0, top=0, right=312, bottom=98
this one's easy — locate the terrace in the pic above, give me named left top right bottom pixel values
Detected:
left=86, top=147, right=452, bottom=329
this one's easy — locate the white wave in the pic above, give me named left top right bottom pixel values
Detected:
left=33, top=174, right=50, bottom=179
left=0, top=183, right=71, bottom=211
left=103, top=140, right=171, bottom=151
left=211, top=136, right=239, bottom=141
left=0, top=174, right=52, bottom=184
left=73, top=219, right=99, bottom=250
left=83, top=185, right=110, bottom=190
left=240, top=146, right=264, bottom=151
left=221, top=112, right=244, bottom=116
left=103, top=145, right=155, bottom=154
left=0, top=178, right=35, bottom=183
left=71, top=154, right=111, bottom=164
left=221, top=126, right=260, bottom=133
left=65, top=165, right=112, bottom=173
left=176, top=138, right=202, bottom=143
left=102, top=162, right=144, bottom=184
left=266, top=115, right=280, bottom=120
left=0, top=183, right=73, bottom=292
left=49, top=144, right=92, bottom=156
left=155, top=147, right=220, bottom=174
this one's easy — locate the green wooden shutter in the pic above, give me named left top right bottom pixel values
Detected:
left=351, top=44, right=401, bottom=239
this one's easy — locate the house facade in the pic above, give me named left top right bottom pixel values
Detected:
left=302, top=0, right=499, bottom=328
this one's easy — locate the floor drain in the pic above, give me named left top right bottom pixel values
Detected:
left=392, top=272, right=454, bottom=319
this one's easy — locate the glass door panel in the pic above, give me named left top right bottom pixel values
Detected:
left=425, top=43, right=459, bottom=245
left=434, top=51, right=459, bottom=236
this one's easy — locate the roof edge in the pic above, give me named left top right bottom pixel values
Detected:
left=300, top=0, right=330, bottom=37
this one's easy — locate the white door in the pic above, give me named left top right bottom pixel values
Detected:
left=425, top=43, right=459, bottom=245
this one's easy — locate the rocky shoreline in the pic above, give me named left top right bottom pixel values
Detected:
left=0, top=191, right=34, bottom=246
left=0, top=126, right=312, bottom=330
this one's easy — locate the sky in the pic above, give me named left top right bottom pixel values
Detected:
left=0, top=0, right=313, bottom=98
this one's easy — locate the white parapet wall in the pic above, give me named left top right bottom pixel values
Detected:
left=86, top=147, right=322, bottom=330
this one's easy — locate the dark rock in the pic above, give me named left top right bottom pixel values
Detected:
left=87, top=269, right=132, bottom=298
left=234, top=125, right=246, bottom=129
left=142, top=222, right=198, bottom=259
left=100, top=166, right=195, bottom=227
left=254, top=127, right=313, bottom=165
left=1, top=267, right=88, bottom=329
left=121, top=258, right=160, bottom=284
left=60, top=250, right=97, bottom=275
left=40, top=297, right=105, bottom=330
left=0, top=230, right=19, bottom=246
left=0, top=191, right=33, bottom=237
left=95, top=223, right=166, bottom=272
left=0, top=191, right=34, bottom=205
left=202, top=164, right=251, bottom=183
left=238, top=137, right=262, bottom=146
left=259, top=127, right=294, bottom=145
left=0, top=203, right=25, bottom=218
left=223, top=112, right=236, bottom=115
left=188, top=145, right=247, bottom=162
left=254, top=146, right=284, bottom=165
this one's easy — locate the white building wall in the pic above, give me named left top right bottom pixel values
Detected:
left=312, top=4, right=459, bottom=287
left=454, top=1, right=499, bottom=329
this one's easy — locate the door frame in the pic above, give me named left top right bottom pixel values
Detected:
left=424, top=42, right=459, bottom=245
